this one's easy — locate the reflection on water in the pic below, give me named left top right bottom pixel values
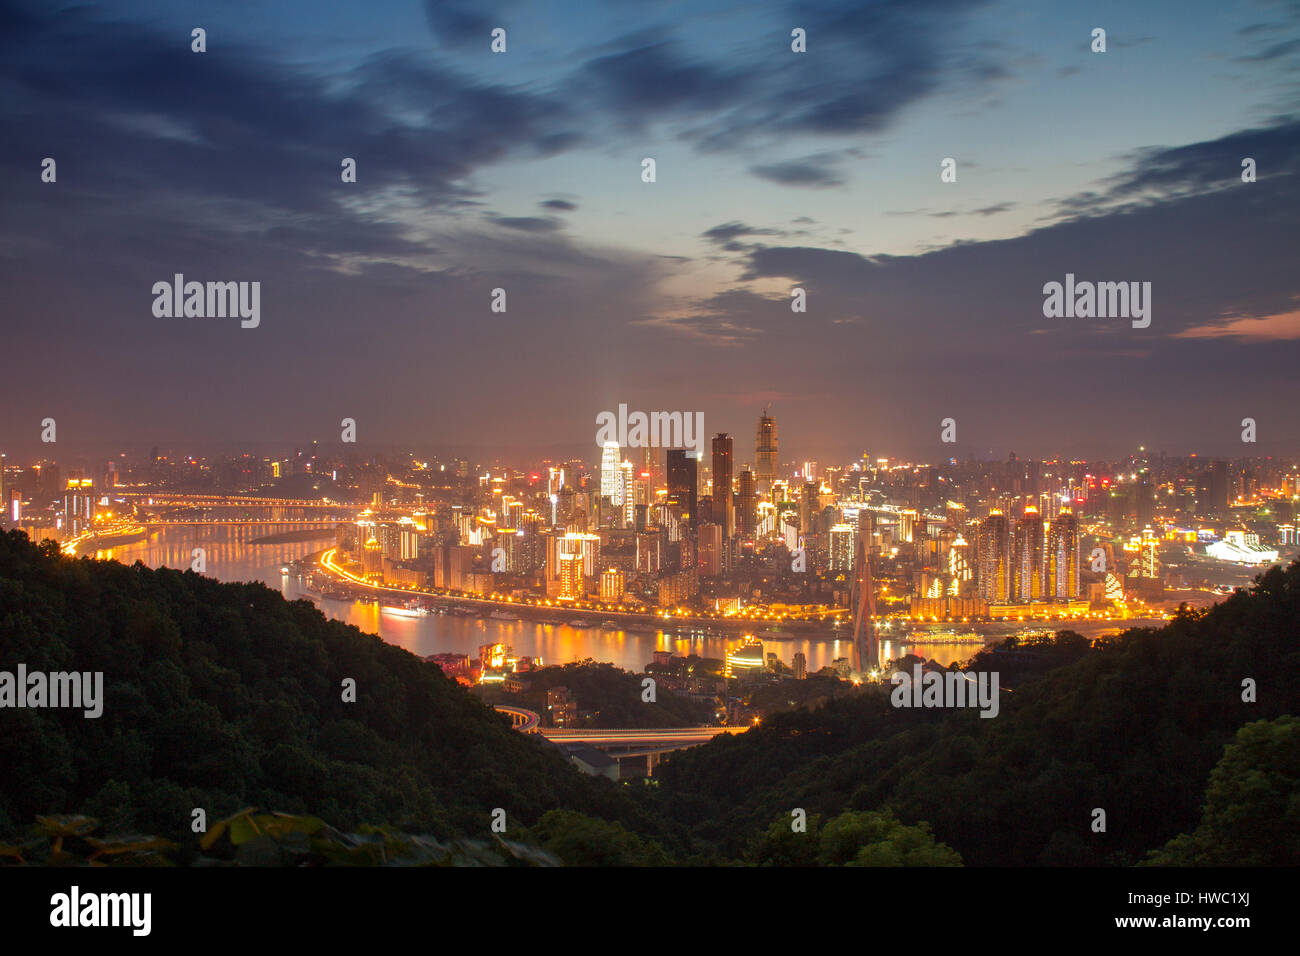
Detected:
left=99, top=524, right=1149, bottom=673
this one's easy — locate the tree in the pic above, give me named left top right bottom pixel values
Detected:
left=1148, top=716, right=1300, bottom=866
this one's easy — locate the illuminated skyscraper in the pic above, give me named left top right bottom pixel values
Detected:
left=977, top=510, right=1012, bottom=603
left=849, top=529, right=879, bottom=676
left=600, top=441, right=621, bottom=500
left=1047, top=508, right=1080, bottom=598
left=62, top=478, right=94, bottom=536
left=1013, top=506, right=1046, bottom=601
left=559, top=553, right=584, bottom=600
left=829, top=523, right=855, bottom=571
left=949, top=533, right=973, bottom=591
left=899, top=508, right=918, bottom=544
left=618, top=460, right=635, bottom=526
left=755, top=410, right=777, bottom=493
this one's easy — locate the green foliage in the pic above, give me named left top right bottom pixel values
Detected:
left=0, top=811, right=560, bottom=867
left=0, top=530, right=632, bottom=852
left=1146, top=715, right=1300, bottom=866
left=531, top=809, right=671, bottom=866
left=755, top=810, right=960, bottom=866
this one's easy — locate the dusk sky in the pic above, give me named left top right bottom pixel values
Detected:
left=3, top=0, right=1298, bottom=463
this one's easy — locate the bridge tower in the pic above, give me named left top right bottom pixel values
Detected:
left=849, top=531, right=879, bottom=677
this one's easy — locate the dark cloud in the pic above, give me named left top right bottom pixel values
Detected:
left=540, top=199, right=577, bottom=211
left=487, top=216, right=562, bottom=233
left=750, top=158, right=843, bottom=188
left=422, top=0, right=498, bottom=42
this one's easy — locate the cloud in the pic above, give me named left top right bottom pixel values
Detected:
left=1176, top=310, right=1300, bottom=341
left=750, top=158, right=844, bottom=188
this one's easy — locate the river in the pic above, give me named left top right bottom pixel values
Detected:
left=93, top=523, right=1177, bottom=673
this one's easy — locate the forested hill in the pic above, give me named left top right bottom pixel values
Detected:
left=645, top=561, right=1300, bottom=865
left=0, top=531, right=629, bottom=848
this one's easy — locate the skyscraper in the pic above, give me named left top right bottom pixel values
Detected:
left=666, top=449, right=698, bottom=534
left=1047, top=508, right=1080, bottom=598
left=735, top=467, right=757, bottom=539
left=712, top=433, right=733, bottom=547
left=1013, top=506, right=1046, bottom=601
left=849, top=528, right=879, bottom=676
left=600, top=441, right=621, bottom=501
left=755, top=410, right=777, bottom=493
left=977, top=510, right=1012, bottom=603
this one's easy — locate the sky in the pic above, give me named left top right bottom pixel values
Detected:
left=1, top=0, right=1298, bottom=464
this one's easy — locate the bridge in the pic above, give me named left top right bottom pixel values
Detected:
left=494, top=705, right=540, bottom=733
left=115, top=492, right=354, bottom=510
left=539, top=725, right=745, bottom=757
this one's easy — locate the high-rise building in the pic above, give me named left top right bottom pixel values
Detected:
left=792, top=651, right=807, bottom=680
left=62, top=478, right=95, bottom=536
left=1047, top=508, right=1080, bottom=598
left=712, top=433, right=733, bottom=547
left=735, top=467, right=757, bottom=540
left=1013, top=506, right=1046, bottom=601
left=559, top=553, right=584, bottom=600
left=600, top=441, right=621, bottom=501
left=665, top=449, right=698, bottom=533
left=698, top=522, right=723, bottom=576
left=977, top=510, right=1012, bottom=603
left=600, top=567, right=625, bottom=601
left=755, top=410, right=777, bottom=493
left=899, top=508, right=918, bottom=544
left=618, top=460, right=635, bottom=526
left=828, top=523, right=855, bottom=571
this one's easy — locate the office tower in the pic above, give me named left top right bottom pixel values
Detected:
left=828, top=523, right=855, bottom=571
left=712, top=433, right=733, bottom=547
left=1209, top=460, right=1229, bottom=512
left=362, top=535, right=383, bottom=581
left=856, top=507, right=874, bottom=540
left=1047, top=508, right=1080, bottom=598
left=600, top=441, right=621, bottom=501
left=755, top=410, right=777, bottom=493
left=698, top=522, right=723, bottom=576
left=550, top=530, right=601, bottom=578
left=899, top=508, right=918, bottom=544
left=735, top=467, right=757, bottom=539
left=547, top=466, right=565, bottom=496
left=62, top=478, right=94, bottom=536
left=799, top=480, right=819, bottom=534
left=600, top=567, right=625, bottom=601
left=559, top=553, right=584, bottom=600
left=619, top=459, right=635, bottom=526
left=849, top=529, right=879, bottom=675
left=792, top=651, right=807, bottom=680
left=665, top=449, right=698, bottom=533
left=949, top=533, right=973, bottom=592
left=1138, top=526, right=1160, bottom=578
left=1013, top=506, right=1046, bottom=601
left=636, top=529, right=662, bottom=574
left=977, top=510, right=1012, bottom=603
